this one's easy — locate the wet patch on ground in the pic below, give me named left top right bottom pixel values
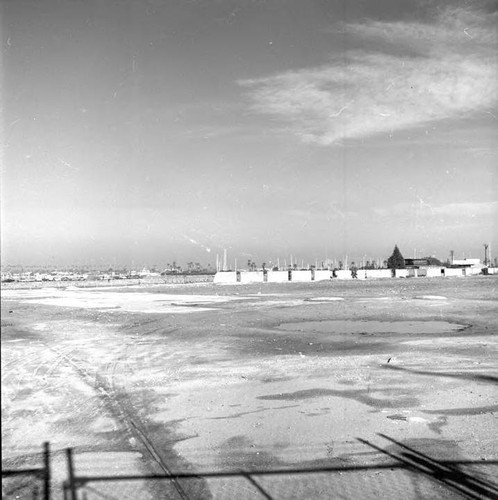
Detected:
left=305, top=297, right=345, bottom=302
left=206, top=404, right=300, bottom=420
left=277, top=320, right=468, bottom=336
left=259, top=375, right=295, bottom=383
left=383, top=437, right=466, bottom=461
left=217, top=435, right=285, bottom=470
left=423, top=405, right=498, bottom=416
left=337, top=379, right=358, bottom=386
left=427, top=416, right=448, bottom=435
left=381, top=364, right=498, bottom=384
left=258, top=388, right=419, bottom=409
left=415, top=295, right=448, bottom=300
left=234, top=332, right=405, bottom=358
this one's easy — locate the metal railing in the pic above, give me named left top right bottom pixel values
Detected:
left=3, top=438, right=498, bottom=499
left=2, top=442, right=51, bottom=500
left=60, top=435, right=498, bottom=500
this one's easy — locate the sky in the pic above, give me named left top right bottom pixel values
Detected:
left=1, top=0, right=497, bottom=269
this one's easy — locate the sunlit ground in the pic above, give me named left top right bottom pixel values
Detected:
left=2, top=277, right=497, bottom=499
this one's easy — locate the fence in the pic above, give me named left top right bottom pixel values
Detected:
left=3, top=439, right=497, bottom=499
left=2, top=442, right=51, bottom=500
left=62, top=437, right=498, bottom=499
left=214, top=267, right=497, bottom=284
left=62, top=438, right=498, bottom=499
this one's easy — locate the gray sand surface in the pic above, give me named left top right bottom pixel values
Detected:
left=2, top=277, right=497, bottom=499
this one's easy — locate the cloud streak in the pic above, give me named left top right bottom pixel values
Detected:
left=239, top=5, right=498, bottom=144
left=373, top=200, right=498, bottom=219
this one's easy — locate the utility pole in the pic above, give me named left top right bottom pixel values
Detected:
left=450, top=250, right=454, bottom=265
left=484, top=244, right=489, bottom=266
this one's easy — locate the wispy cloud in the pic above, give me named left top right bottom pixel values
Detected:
left=431, top=201, right=498, bottom=217
left=462, top=147, right=498, bottom=159
left=373, top=200, right=498, bottom=219
left=286, top=202, right=357, bottom=221
left=239, top=5, right=498, bottom=144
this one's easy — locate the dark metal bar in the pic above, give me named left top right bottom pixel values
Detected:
left=360, top=437, right=494, bottom=500
left=67, top=459, right=498, bottom=486
left=243, top=474, right=273, bottom=500
left=70, top=462, right=404, bottom=485
left=43, top=442, right=51, bottom=500
left=2, top=469, right=44, bottom=477
left=66, top=448, right=77, bottom=500
left=379, top=434, right=498, bottom=496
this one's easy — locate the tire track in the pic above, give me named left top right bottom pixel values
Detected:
left=47, top=344, right=191, bottom=500
left=2, top=347, right=56, bottom=394
left=102, top=349, right=195, bottom=499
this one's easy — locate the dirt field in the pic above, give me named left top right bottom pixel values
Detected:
left=2, top=277, right=498, bottom=499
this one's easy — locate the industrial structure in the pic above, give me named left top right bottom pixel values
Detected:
left=214, top=260, right=498, bottom=284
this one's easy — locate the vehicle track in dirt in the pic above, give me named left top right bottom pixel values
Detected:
left=1, top=345, right=72, bottom=400
left=46, top=341, right=199, bottom=499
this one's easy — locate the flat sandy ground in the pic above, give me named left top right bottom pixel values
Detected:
left=2, top=277, right=498, bottom=499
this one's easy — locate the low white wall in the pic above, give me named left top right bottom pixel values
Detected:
left=335, top=270, right=368, bottom=280
left=464, top=267, right=482, bottom=276
left=213, top=272, right=238, bottom=284
left=395, top=269, right=409, bottom=278
left=267, top=271, right=289, bottom=283
left=240, top=271, right=265, bottom=283
left=444, top=268, right=464, bottom=277
left=487, top=267, right=498, bottom=275
left=366, top=269, right=392, bottom=279
left=291, top=270, right=312, bottom=282
left=335, top=270, right=352, bottom=280
left=314, top=270, right=332, bottom=281
left=426, top=267, right=444, bottom=277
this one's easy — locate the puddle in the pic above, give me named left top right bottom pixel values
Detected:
left=306, top=297, right=344, bottom=302
left=1, top=289, right=243, bottom=314
left=256, top=300, right=308, bottom=308
left=423, top=405, right=498, bottom=416
left=415, top=295, right=447, bottom=300
left=277, top=320, right=466, bottom=335
left=258, top=388, right=419, bottom=409
left=218, top=435, right=284, bottom=470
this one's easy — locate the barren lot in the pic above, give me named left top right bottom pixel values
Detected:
left=2, top=277, right=498, bottom=499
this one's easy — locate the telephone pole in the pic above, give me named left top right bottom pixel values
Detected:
left=484, top=244, right=489, bottom=267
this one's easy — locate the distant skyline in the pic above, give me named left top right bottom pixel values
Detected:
left=2, top=0, right=497, bottom=268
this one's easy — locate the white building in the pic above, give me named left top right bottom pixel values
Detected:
left=452, top=259, right=481, bottom=268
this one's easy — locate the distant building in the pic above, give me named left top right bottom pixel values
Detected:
left=404, top=257, right=445, bottom=268
left=451, top=258, right=481, bottom=268
left=404, top=258, right=431, bottom=268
